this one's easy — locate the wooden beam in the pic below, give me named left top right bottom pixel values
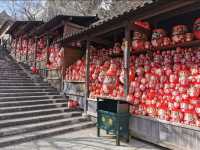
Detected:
left=148, top=1, right=200, bottom=24
left=65, top=21, right=85, bottom=30
left=90, top=22, right=126, bottom=38
left=61, top=22, right=126, bottom=44
left=129, top=0, right=197, bottom=21
left=49, top=22, right=64, bottom=33
left=90, top=37, right=113, bottom=47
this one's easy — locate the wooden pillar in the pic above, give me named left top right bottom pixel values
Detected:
left=46, top=34, right=50, bottom=78
left=34, top=36, right=38, bottom=67
left=84, top=40, right=90, bottom=113
left=19, top=37, right=22, bottom=62
left=25, top=38, right=29, bottom=63
left=60, top=39, right=64, bottom=92
left=124, top=22, right=131, bottom=99
left=15, top=37, right=18, bottom=59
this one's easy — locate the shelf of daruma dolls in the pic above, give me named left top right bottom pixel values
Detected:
left=109, top=40, right=200, bottom=58
left=131, top=40, right=200, bottom=56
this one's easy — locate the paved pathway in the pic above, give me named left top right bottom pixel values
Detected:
left=2, top=128, right=167, bottom=150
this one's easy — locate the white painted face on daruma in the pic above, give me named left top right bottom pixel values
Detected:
left=98, top=71, right=106, bottom=83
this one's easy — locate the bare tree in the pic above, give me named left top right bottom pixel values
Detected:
left=4, top=0, right=45, bottom=21
left=49, top=0, right=151, bottom=19
left=4, top=0, right=152, bottom=21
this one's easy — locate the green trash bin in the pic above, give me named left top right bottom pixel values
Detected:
left=97, top=97, right=130, bottom=146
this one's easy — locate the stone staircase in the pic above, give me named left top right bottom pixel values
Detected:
left=0, top=50, right=95, bottom=147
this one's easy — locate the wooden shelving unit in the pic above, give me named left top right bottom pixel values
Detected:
left=109, top=40, right=200, bottom=58
left=131, top=40, right=200, bottom=55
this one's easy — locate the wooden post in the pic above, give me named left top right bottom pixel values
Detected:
left=124, top=22, right=131, bottom=99
left=26, top=38, right=29, bottom=63
left=84, top=40, right=90, bottom=114
left=46, top=34, right=50, bottom=78
left=34, top=36, right=38, bottom=67
left=19, top=37, right=22, bottom=62
left=60, top=38, right=64, bottom=92
left=15, top=37, right=18, bottom=59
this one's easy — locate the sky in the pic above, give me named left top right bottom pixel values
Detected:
left=0, top=1, right=9, bottom=12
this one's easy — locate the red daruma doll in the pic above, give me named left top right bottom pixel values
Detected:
left=193, top=17, right=200, bottom=40
left=102, top=62, right=118, bottom=96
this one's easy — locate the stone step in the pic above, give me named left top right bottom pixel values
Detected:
left=0, top=95, right=63, bottom=102
left=0, top=80, right=34, bottom=83
left=0, top=72, right=27, bottom=74
left=0, top=68, right=22, bottom=70
left=0, top=75, right=28, bottom=78
left=0, top=88, right=56, bottom=93
left=0, top=91, right=59, bottom=97
left=0, top=77, right=31, bottom=80
left=0, top=68, right=27, bottom=71
left=0, top=83, right=49, bottom=86
left=0, top=107, right=73, bottom=120
left=0, top=103, right=67, bottom=113
left=0, top=99, right=66, bottom=107
left=0, top=116, right=89, bottom=138
left=0, top=72, right=25, bottom=75
left=0, top=120, right=94, bottom=148
left=0, top=76, right=29, bottom=79
left=0, top=86, right=53, bottom=89
left=0, top=111, right=82, bottom=128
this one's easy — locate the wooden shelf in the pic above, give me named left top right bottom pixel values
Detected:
left=87, top=98, right=97, bottom=101
left=97, top=96, right=126, bottom=101
left=47, top=77, right=60, bottom=80
left=64, top=80, right=85, bottom=83
left=131, top=40, right=200, bottom=56
left=109, top=40, right=200, bottom=57
left=132, top=114, right=200, bottom=131
left=64, top=92, right=84, bottom=97
left=46, top=68, right=60, bottom=71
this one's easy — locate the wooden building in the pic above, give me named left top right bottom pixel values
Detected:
left=6, top=0, right=200, bottom=149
